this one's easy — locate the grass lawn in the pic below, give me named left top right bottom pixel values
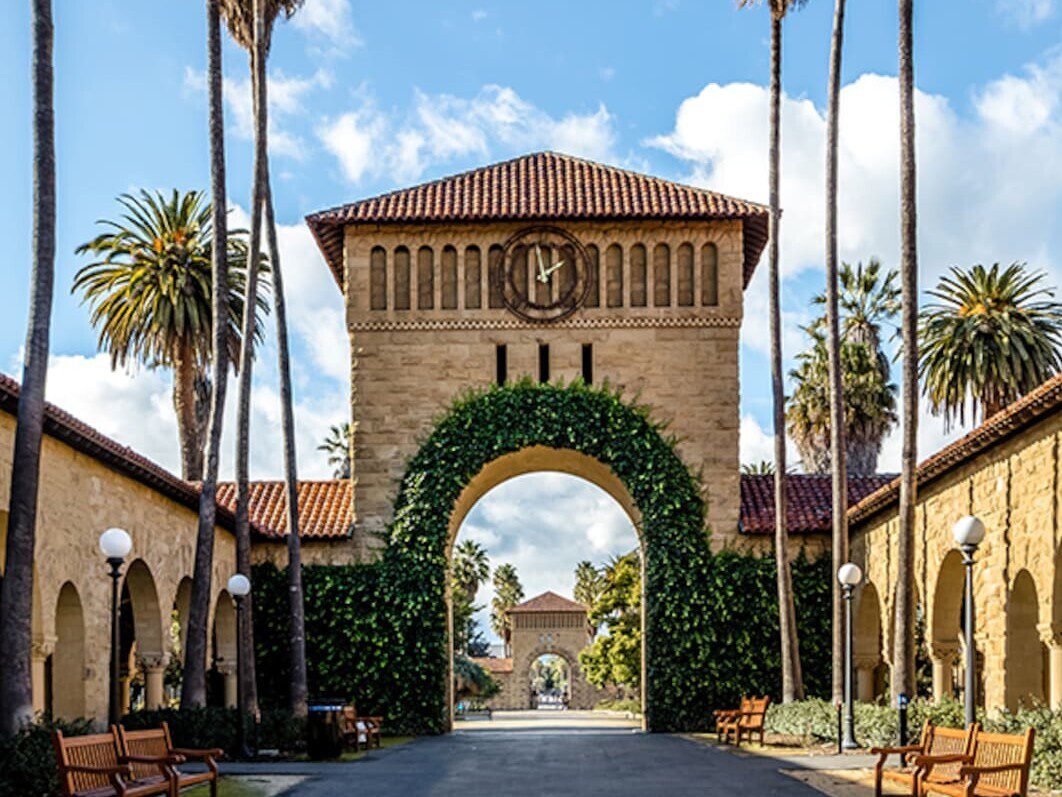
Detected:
left=180, top=776, right=304, bottom=797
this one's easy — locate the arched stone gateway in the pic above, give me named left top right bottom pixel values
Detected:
left=383, top=381, right=715, bottom=734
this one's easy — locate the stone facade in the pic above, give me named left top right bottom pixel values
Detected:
left=850, top=409, right=1062, bottom=711
left=474, top=593, right=608, bottom=711
left=343, top=219, right=746, bottom=558
left=0, top=409, right=238, bottom=722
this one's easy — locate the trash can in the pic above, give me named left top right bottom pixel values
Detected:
left=306, top=698, right=345, bottom=759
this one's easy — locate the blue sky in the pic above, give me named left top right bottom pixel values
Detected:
left=3, top=0, right=1062, bottom=616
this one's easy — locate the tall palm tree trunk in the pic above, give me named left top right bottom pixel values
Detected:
left=223, top=0, right=270, bottom=715
left=174, top=339, right=205, bottom=480
left=893, top=0, right=918, bottom=703
left=182, top=0, right=245, bottom=709
left=825, top=0, right=848, bottom=706
left=264, top=180, right=308, bottom=716
left=0, top=0, right=55, bottom=737
left=768, top=11, right=804, bottom=703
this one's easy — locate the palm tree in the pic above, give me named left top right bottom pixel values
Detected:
left=787, top=329, right=897, bottom=474
left=824, top=0, right=849, bottom=703
left=0, top=0, right=56, bottom=737
left=815, top=259, right=901, bottom=357
left=920, top=263, right=1062, bottom=426
left=220, top=0, right=308, bottom=716
left=318, top=422, right=351, bottom=479
left=894, top=0, right=919, bottom=704
left=452, top=540, right=491, bottom=604
left=738, top=0, right=806, bottom=703
left=180, top=0, right=238, bottom=711
left=73, top=190, right=267, bottom=480
left=491, top=564, right=524, bottom=657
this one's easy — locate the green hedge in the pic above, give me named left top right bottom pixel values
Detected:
left=121, top=706, right=305, bottom=756
left=252, top=381, right=833, bottom=733
left=0, top=717, right=93, bottom=797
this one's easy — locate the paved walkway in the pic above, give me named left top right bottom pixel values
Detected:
left=219, top=717, right=834, bottom=796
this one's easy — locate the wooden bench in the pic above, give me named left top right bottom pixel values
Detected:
left=872, top=721, right=978, bottom=797
left=53, top=727, right=173, bottom=797
left=117, top=723, right=222, bottom=797
left=715, top=696, right=770, bottom=746
left=916, top=727, right=1036, bottom=797
left=341, top=705, right=382, bottom=751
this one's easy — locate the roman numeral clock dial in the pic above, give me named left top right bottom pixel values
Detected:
left=497, top=226, right=592, bottom=322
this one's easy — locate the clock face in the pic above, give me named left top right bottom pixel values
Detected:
left=497, top=226, right=591, bottom=322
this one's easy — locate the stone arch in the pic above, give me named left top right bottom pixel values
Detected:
left=119, top=559, right=166, bottom=711
left=928, top=549, right=965, bottom=702
left=384, top=382, right=711, bottom=733
left=1005, top=569, right=1044, bottom=709
left=520, top=645, right=583, bottom=708
left=854, top=581, right=883, bottom=701
left=211, top=590, right=237, bottom=708
left=52, top=581, right=86, bottom=719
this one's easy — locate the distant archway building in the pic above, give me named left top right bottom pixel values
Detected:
left=472, top=591, right=607, bottom=710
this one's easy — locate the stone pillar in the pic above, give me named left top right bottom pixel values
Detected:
left=931, top=643, right=958, bottom=703
left=31, top=637, right=57, bottom=714
left=854, top=656, right=879, bottom=703
left=217, top=662, right=237, bottom=709
left=140, top=655, right=168, bottom=710
left=1044, top=628, right=1062, bottom=710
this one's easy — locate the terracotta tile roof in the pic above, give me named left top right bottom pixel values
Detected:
left=740, top=473, right=897, bottom=535
left=306, top=151, right=769, bottom=289
left=216, top=479, right=353, bottom=540
left=508, top=590, right=588, bottom=614
left=849, top=372, right=1062, bottom=525
left=0, top=371, right=251, bottom=533
left=470, top=657, right=514, bottom=674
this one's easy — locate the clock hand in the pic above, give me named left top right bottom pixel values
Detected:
left=535, top=244, right=548, bottom=283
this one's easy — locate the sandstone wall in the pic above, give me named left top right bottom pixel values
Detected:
left=0, top=410, right=238, bottom=722
left=851, top=410, right=1062, bottom=711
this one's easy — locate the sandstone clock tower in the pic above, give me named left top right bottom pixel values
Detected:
left=306, top=152, right=768, bottom=559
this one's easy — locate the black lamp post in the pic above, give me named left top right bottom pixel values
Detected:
left=99, top=527, right=132, bottom=727
left=952, top=515, right=985, bottom=728
left=838, top=562, right=863, bottom=750
left=227, top=573, right=252, bottom=758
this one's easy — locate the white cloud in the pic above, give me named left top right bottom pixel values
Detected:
left=319, top=85, right=618, bottom=185
left=471, top=9, right=488, bottom=22
left=997, top=0, right=1055, bottom=26
left=183, top=67, right=333, bottom=159
left=291, top=0, right=363, bottom=49
left=653, top=53, right=1062, bottom=367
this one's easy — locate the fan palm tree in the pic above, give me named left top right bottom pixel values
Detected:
left=181, top=1, right=238, bottom=711
left=737, top=0, right=806, bottom=703
left=0, top=0, right=56, bottom=737
left=73, top=189, right=267, bottom=481
left=815, top=259, right=901, bottom=357
left=221, top=0, right=309, bottom=717
left=787, top=330, right=898, bottom=474
left=823, top=0, right=849, bottom=702
left=894, top=0, right=919, bottom=703
left=452, top=540, right=491, bottom=604
left=318, top=423, right=351, bottom=478
left=920, top=263, right=1062, bottom=427
left=491, top=564, right=524, bottom=657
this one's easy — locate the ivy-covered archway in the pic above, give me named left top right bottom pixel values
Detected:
left=381, top=380, right=715, bottom=733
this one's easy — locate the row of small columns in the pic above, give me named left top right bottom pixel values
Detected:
left=927, top=629, right=1062, bottom=709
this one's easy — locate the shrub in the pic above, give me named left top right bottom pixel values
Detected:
left=0, top=716, right=93, bottom=797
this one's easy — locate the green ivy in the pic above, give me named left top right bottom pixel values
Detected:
left=252, top=381, right=831, bottom=733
